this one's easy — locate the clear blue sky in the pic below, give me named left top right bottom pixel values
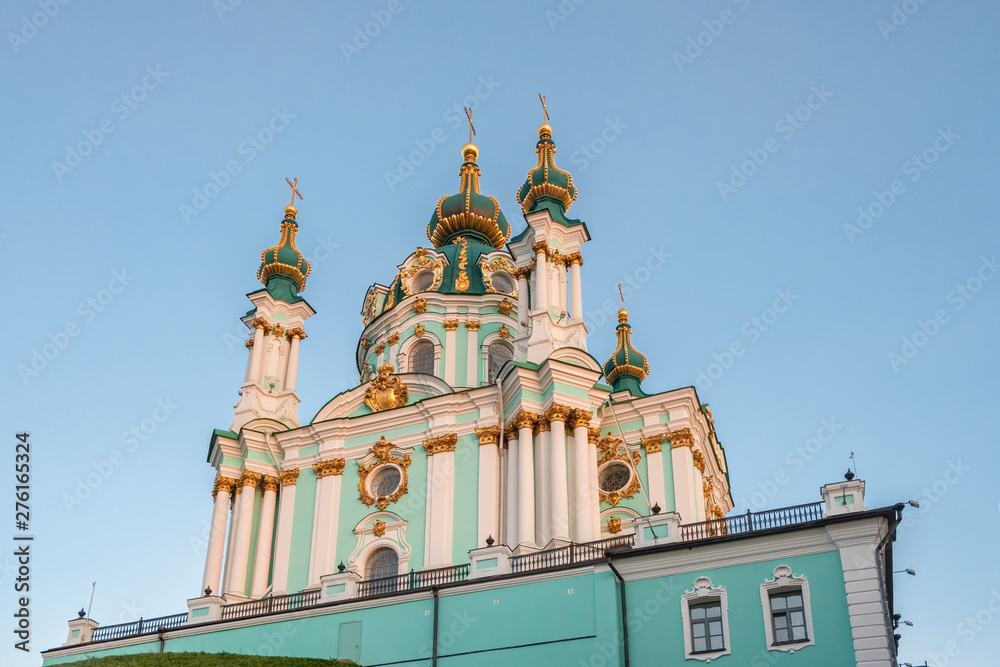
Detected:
left=3, top=1, right=998, bottom=664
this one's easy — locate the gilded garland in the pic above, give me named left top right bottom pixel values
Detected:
left=358, top=436, right=412, bottom=510
left=364, top=364, right=408, bottom=413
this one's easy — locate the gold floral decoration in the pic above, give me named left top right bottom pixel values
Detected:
left=480, top=258, right=519, bottom=297
left=364, top=364, right=408, bottom=412
left=568, top=408, right=593, bottom=429
left=271, top=323, right=285, bottom=339
left=667, top=427, right=694, bottom=449
left=607, top=516, right=622, bottom=534
left=357, top=436, right=412, bottom=508
left=360, top=337, right=371, bottom=350
left=423, top=433, right=458, bottom=456
left=387, top=332, right=400, bottom=346
left=498, top=325, right=511, bottom=339
left=692, top=450, right=706, bottom=474
left=373, top=520, right=386, bottom=537
left=414, top=323, right=426, bottom=338
left=498, top=298, right=513, bottom=316
left=453, top=236, right=470, bottom=292
left=640, top=434, right=664, bottom=454
left=414, top=297, right=427, bottom=314
left=399, top=250, right=446, bottom=297
left=374, top=342, right=385, bottom=355
left=443, top=319, right=459, bottom=331
left=313, top=458, right=346, bottom=478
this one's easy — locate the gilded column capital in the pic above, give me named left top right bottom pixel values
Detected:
left=533, top=415, right=551, bottom=435
left=667, top=427, right=695, bottom=450
left=244, top=338, right=254, bottom=349
left=271, top=323, right=285, bottom=339
left=465, top=320, right=481, bottom=331
left=423, top=433, right=458, bottom=456
left=498, top=298, right=514, bottom=315
left=261, top=474, right=280, bottom=493
left=587, top=427, right=601, bottom=444
left=313, top=458, right=346, bottom=478
left=250, top=316, right=271, bottom=333
left=284, top=327, right=306, bottom=342
left=279, top=468, right=300, bottom=486
left=565, top=252, right=584, bottom=267
left=531, top=240, right=549, bottom=255
left=211, top=475, right=238, bottom=500
left=442, top=319, right=460, bottom=331
left=568, top=408, right=594, bottom=429
left=640, top=434, right=665, bottom=454
left=475, top=425, right=502, bottom=446
left=239, top=470, right=261, bottom=489
left=545, top=403, right=572, bottom=423
left=508, top=409, right=537, bottom=432
left=414, top=297, right=428, bottom=314
left=387, top=332, right=400, bottom=346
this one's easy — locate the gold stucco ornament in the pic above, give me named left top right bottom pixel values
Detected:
left=364, top=364, right=408, bottom=412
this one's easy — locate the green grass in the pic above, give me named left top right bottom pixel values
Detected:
left=75, top=652, right=358, bottom=667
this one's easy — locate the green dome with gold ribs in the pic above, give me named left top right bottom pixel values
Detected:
left=257, top=204, right=311, bottom=303
left=516, top=122, right=577, bottom=215
left=427, top=143, right=511, bottom=250
left=603, top=306, right=650, bottom=395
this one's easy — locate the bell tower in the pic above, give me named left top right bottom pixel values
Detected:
left=231, top=180, right=315, bottom=431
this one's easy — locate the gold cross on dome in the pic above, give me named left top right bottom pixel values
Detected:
left=618, top=283, right=624, bottom=307
left=539, top=93, right=549, bottom=123
left=464, top=106, right=476, bottom=144
left=285, top=177, right=303, bottom=206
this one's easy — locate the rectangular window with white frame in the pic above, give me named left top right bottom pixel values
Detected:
left=760, top=565, right=816, bottom=652
left=681, top=576, right=731, bottom=661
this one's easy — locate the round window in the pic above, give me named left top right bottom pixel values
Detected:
left=412, top=270, right=435, bottom=293
left=599, top=462, right=631, bottom=493
left=371, top=465, right=402, bottom=497
left=490, top=271, right=515, bottom=295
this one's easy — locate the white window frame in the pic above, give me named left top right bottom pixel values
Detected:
left=681, top=576, right=731, bottom=661
left=760, top=565, right=815, bottom=652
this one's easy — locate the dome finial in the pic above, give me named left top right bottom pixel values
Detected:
left=284, top=176, right=303, bottom=220
left=462, top=106, right=478, bottom=163
left=538, top=92, right=552, bottom=138
left=618, top=283, right=628, bottom=323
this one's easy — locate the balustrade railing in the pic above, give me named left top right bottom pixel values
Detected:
left=90, top=612, right=188, bottom=643
left=356, top=563, right=470, bottom=599
left=221, top=589, right=321, bottom=621
left=680, top=502, right=825, bottom=541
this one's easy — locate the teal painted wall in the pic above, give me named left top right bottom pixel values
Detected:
left=451, top=434, right=479, bottom=562
left=286, top=468, right=316, bottom=593
left=454, top=325, right=468, bottom=387
left=626, top=550, right=855, bottom=666
left=660, top=448, right=676, bottom=513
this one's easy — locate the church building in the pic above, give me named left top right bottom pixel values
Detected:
left=44, top=104, right=906, bottom=667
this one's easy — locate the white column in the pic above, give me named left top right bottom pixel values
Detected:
left=548, top=258, right=559, bottom=311
left=558, top=263, right=568, bottom=314
left=476, top=428, right=501, bottom=547
left=466, top=324, right=480, bottom=387
left=547, top=409, right=570, bottom=543
left=201, top=477, right=234, bottom=596
left=307, top=469, right=328, bottom=588
left=226, top=475, right=258, bottom=597
left=516, top=270, right=529, bottom=334
left=250, top=477, right=278, bottom=597
left=221, top=490, right=241, bottom=594
left=425, top=438, right=456, bottom=568
left=505, top=434, right=519, bottom=547
left=693, top=467, right=706, bottom=522
left=308, top=460, right=343, bottom=587
left=570, top=422, right=592, bottom=542
left=535, top=420, right=551, bottom=545
left=516, top=415, right=536, bottom=549
left=444, top=322, right=458, bottom=385
left=248, top=324, right=266, bottom=384
left=320, top=473, right=343, bottom=577
left=285, top=334, right=302, bottom=393
left=570, top=258, right=583, bottom=321
left=588, top=429, right=601, bottom=540
left=671, top=446, right=697, bottom=523
left=270, top=471, right=298, bottom=595
left=644, top=437, right=666, bottom=514
left=534, top=248, right=548, bottom=313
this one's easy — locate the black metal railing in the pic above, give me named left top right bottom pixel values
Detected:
left=90, top=613, right=188, bottom=643
left=510, top=534, right=636, bottom=574
left=357, top=563, right=470, bottom=598
left=221, top=589, right=321, bottom=621
left=680, top=502, right=825, bottom=541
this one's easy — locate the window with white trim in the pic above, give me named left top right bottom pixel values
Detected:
left=409, top=339, right=435, bottom=375
left=760, top=565, right=815, bottom=652
left=681, top=576, right=731, bottom=661
left=487, top=341, right=513, bottom=383
left=412, top=270, right=435, bottom=293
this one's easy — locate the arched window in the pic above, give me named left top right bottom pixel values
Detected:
left=487, top=341, right=514, bottom=383
left=409, top=339, right=435, bottom=375
left=365, top=547, right=398, bottom=580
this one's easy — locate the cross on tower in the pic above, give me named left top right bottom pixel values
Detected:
left=618, top=283, right=625, bottom=308
left=463, top=106, right=476, bottom=144
left=539, top=93, right=549, bottom=123
left=285, top=177, right=304, bottom=206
